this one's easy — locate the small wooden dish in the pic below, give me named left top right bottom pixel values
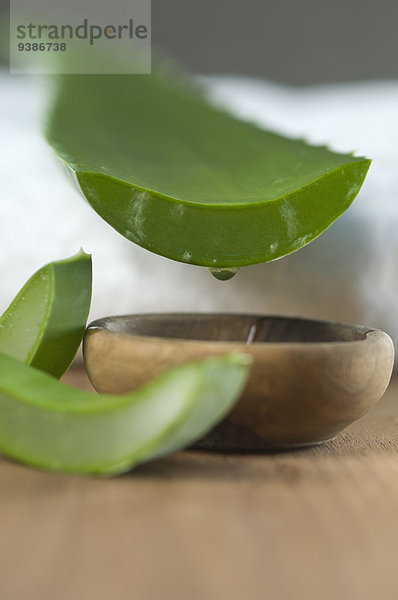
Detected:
left=83, top=314, right=394, bottom=450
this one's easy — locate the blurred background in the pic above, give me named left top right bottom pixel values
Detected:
left=1, top=0, right=398, bottom=82
left=153, top=0, right=398, bottom=84
left=0, top=0, right=397, bottom=344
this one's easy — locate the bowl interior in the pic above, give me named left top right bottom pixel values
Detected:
left=90, top=314, right=369, bottom=344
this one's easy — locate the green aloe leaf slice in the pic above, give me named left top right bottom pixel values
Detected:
left=46, top=67, right=370, bottom=268
left=0, top=251, right=92, bottom=378
left=0, top=352, right=249, bottom=475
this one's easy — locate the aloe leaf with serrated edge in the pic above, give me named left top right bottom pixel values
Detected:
left=0, top=352, right=250, bottom=475
left=46, top=66, right=370, bottom=269
left=0, top=251, right=92, bottom=378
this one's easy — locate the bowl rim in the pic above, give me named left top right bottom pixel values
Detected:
left=84, top=312, right=393, bottom=350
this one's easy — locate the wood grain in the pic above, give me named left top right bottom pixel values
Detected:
left=1, top=367, right=398, bottom=600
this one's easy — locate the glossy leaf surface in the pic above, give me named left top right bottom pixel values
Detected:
left=0, top=352, right=249, bottom=475
left=46, top=69, right=371, bottom=267
left=0, top=251, right=92, bottom=378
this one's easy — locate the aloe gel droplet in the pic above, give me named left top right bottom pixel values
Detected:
left=208, top=268, right=240, bottom=281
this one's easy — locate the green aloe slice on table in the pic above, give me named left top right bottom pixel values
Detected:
left=46, top=66, right=371, bottom=273
left=0, top=250, right=92, bottom=378
left=0, top=255, right=250, bottom=474
left=0, top=351, right=249, bottom=475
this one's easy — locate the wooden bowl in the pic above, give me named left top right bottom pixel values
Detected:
left=83, top=314, right=394, bottom=450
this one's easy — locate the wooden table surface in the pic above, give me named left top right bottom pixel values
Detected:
left=1, top=368, right=398, bottom=600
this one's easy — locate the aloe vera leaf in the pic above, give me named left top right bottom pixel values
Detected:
left=0, top=352, right=250, bottom=475
left=0, top=251, right=92, bottom=378
left=46, top=68, right=371, bottom=268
